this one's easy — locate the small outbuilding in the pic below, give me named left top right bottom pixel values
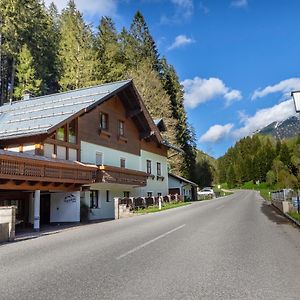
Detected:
left=168, top=173, right=198, bottom=201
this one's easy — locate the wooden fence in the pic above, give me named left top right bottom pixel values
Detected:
left=118, top=194, right=183, bottom=210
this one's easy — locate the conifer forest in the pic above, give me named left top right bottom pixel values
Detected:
left=0, top=0, right=201, bottom=182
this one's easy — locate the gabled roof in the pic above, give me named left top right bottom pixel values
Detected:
left=0, top=80, right=132, bottom=140
left=154, top=118, right=167, bottom=132
left=168, top=173, right=198, bottom=187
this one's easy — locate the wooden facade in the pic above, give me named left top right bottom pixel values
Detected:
left=97, top=165, right=148, bottom=187
left=78, top=95, right=141, bottom=156
left=0, top=151, right=96, bottom=191
left=0, top=83, right=169, bottom=192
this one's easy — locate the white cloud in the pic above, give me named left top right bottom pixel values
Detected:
left=200, top=124, right=234, bottom=143
left=224, top=89, right=242, bottom=106
left=252, top=78, right=300, bottom=100
left=233, top=99, right=296, bottom=138
left=161, top=0, right=194, bottom=24
left=230, top=0, right=248, bottom=8
left=168, top=35, right=195, bottom=50
left=181, top=77, right=242, bottom=109
left=44, top=0, right=118, bottom=17
left=200, top=99, right=296, bottom=144
left=171, top=0, right=194, bottom=18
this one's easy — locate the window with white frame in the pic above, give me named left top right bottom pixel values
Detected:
left=118, top=120, right=125, bottom=136
left=106, top=190, right=110, bottom=202
left=90, top=190, right=99, bottom=208
left=157, top=162, right=161, bottom=176
left=100, top=112, right=108, bottom=130
left=147, top=192, right=153, bottom=197
left=96, top=152, right=103, bottom=165
left=120, top=158, right=126, bottom=168
left=146, top=160, right=152, bottom=174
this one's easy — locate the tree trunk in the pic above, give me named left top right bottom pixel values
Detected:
left=9, top=56, right=16, bottom=103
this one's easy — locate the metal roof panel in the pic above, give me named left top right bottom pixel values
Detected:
left=0, top=80, right=131, bottom=140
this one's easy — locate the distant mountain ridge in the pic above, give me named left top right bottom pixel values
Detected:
left=255, top=115, right=300, bottom=140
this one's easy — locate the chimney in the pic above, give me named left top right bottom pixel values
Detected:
left=23, top=90, right=32, bottom=100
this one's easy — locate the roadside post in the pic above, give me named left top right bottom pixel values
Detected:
left=158, top=196, right=162, bottom=210
left=291, top=92, right=300, bottom=214
left=298, top=190, right=300, bottom=214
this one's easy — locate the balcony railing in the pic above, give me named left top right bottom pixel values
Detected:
left=0, top=150, right=96, bottom=184
left=97, top=165, right=148, bottom=187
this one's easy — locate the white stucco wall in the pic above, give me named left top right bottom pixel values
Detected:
left=182, top=184, right=192, bottom=197
left=168, top=176, right=182, bottom=190
left=50, top=192, right=80, bottom=223
left=81, top=188, right=116, bottom=220
left=79, top=142, right=169, bottom=221
left=81, top=141, right=141, bottom=170
left=138, top=150, right=168, bottom=196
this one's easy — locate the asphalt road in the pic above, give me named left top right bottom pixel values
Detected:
left=1, top=190, right=300, bottom=299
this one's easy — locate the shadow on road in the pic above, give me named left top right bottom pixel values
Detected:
left=0, top=219, right=114, bottom=247
left=260, top=202, right=290, bottom=225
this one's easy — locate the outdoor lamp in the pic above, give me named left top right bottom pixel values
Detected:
left=291, top=91, right=300, bottom=112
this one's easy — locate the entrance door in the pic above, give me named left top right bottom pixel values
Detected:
left=40, top=194, right=50, bottom=225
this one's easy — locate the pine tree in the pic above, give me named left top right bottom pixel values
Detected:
left=227, top=164, right=236, bottom=188
left=280, top=143, right=292, bottom=169
left=0, top=0, right=60, bottom=101
left=125, top=11, right=160, bottom=71
left=266, top=170, right=275, bottom=187
left=127, top=60, right=184, bottom=174
left=95, top=17, right=126, bottom=83
left=160, top=58, right=196, bottom=179
left=271, top=159, right=285, bottom=182
left=276, top=139, right=281, bottom=155
left=14, top=44, right=41, bottom=99
left=58, top=0, right=97, bottom=91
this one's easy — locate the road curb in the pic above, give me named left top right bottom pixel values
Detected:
left=283, top=212, right=300, bottom=228
left=258, top=192, right=300, bottom=228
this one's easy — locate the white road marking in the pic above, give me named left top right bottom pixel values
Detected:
left=116, top=224, right=186, bottom=260
left=216, top=205, right=225, bottom=210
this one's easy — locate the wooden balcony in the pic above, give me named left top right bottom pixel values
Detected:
left=97, top=165, right=148, bottom=187
left=0, top=150, right=97, bottom=191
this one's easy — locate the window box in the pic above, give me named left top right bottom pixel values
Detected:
left=118, top=135, right=128, bottom=143
left=156, top=175, right=165, bottom=181
left=98, top=127, right=111, bottom=137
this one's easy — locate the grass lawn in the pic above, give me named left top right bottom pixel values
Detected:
left=239, top=181, right=273, bottom=201
left=135, top=202, right=191, bottom=214
left=288, top=211, right=300, bottom=222
left=213, top=187, right=233, bottom=197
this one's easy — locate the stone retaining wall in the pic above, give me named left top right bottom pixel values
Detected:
left=272, top=200, right=290, bottom=214
left=0, top=206, right=16, bottom=242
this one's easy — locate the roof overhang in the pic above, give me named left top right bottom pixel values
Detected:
left=168, top=173, right=198, bottom=187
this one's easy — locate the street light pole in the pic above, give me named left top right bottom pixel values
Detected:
left=291, top=92, right=300, bottom=214
left=291, top=91, right=300, bottom=113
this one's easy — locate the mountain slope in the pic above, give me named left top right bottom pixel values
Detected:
left=255, top=116, right=300, bottom=140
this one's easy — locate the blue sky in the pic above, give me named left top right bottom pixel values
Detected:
left=47, top=0, right=300, bottom=157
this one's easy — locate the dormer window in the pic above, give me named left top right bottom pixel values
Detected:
left=118, top=120, right=125, bottom=136
left=100, top=112, right=108, bottom=130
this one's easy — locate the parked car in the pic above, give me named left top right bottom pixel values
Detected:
left=198, top=187, right=215, bottom=198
